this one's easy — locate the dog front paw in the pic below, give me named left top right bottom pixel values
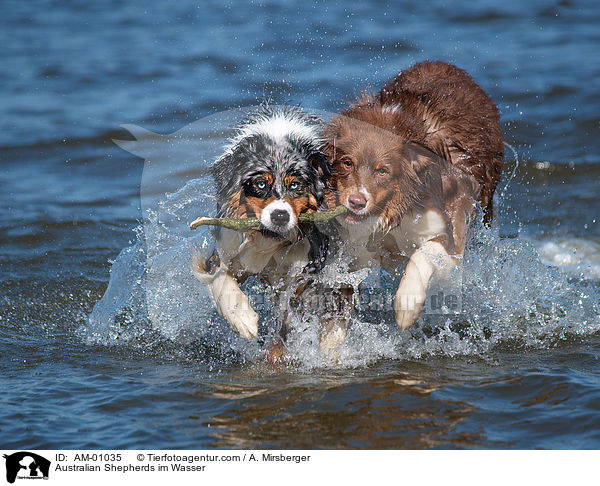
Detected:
left=394, top=306, right=423, bottom=330
left=229, top=306, right=259, bottom=339
left=210, top=267, right=259, bottom=339
left=319, top=318, right=347, bottom=360
left=394, top=290, right=425, bottom=330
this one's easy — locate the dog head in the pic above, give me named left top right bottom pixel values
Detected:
left=324, top=113, right=436, bottom=232
left=212, top=105, right=331, bottom=240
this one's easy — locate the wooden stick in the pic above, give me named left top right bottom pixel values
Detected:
left=298, top=204, right=348, bottom=223
left=190, top=205, right=347, bottom=231
left=190, top=216, right=260, bottom=231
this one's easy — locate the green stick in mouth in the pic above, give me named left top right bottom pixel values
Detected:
left=297, top=204, right=348, bottom=223
left=190, top=205, right=348, bottom=231
left=189, top=215, right=260, bottom=231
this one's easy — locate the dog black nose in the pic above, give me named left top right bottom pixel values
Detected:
left=270, top=209, right=290, bottom=226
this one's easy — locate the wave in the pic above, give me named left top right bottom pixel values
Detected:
left=535, top=237, right=600, bottom=280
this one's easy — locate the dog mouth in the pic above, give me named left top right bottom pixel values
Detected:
left=343, top=203, right=374, bottom=224
left=344, top=210, right=370, bottom=224
left=259, top=227, right=292, bottom=240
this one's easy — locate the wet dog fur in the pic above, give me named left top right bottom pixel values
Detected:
left=192, top=105, right=331, bottom=360
left=323, top=61, right=504, bottom=338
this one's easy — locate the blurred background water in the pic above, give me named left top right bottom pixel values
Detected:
left=1, top=0, right=599, bottom=449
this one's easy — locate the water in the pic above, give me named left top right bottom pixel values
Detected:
left=1, top=0, right=599, bottom=449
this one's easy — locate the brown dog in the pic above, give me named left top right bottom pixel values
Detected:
left=322, top=61, right=504, bottom=339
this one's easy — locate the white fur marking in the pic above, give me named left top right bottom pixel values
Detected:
left=260, top=199, right=296, bottom=233
left=221, top=111, right=320, bottom=158
left=358, top=186, right=370, bottom=199
left=211, top=267, right=259, bottom=339
left=358, top=186, right=371, bottom=213
left=381, top=103, right=402, bottom=114
left=394, top=240, right=455, bottom=329
left=394, top=210, right=447, bottom=250
left=247, top=113, right=318, bottom=143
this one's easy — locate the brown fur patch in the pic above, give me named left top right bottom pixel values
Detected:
left=285, top=195, right=312, bottom=218
left=307, top=193, right=319, bottom=212
left=225, top=190, right=245, bottom=218
left=325, top=61, right=503, bottom=226
left=244, top=195, right=274, bottom=219
left=378, top=61, right=503, bottom=224
left=323, top=116, right=425, bottom=226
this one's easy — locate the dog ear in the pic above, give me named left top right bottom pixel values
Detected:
left=308, top=151, right=332, bottom=179
left=211, top=150, right=244, bottom=205
left=306, top=151, right=330, bottom=207
left=402, top=141, right=445, bottom=170
left=402, top=141, right=449, bottom=199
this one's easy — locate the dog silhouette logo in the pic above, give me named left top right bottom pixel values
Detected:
left=3, top=452, right=50, bottom=483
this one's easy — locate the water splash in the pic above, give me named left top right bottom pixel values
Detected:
left=84, top=182, right=600, bottom=370
left=84, top=111, right=600, bottom=369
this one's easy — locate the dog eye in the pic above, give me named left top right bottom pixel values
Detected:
left=376, top=167, right=390, bottom=176
left=289, top=181, right=299, bottom=191
left=255, top=180, right=267, bottom=190
left=340, top=157, right=353, bottom=169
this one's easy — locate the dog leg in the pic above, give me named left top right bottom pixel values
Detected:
left=394, top=240, right=455, bottom=330
left=266, top=306, right=292, bottom=366
left=210, top=267, right=259, bottom=339
left=267, top=310, right=288, bottom=366
left=320, top=318, right=348, bottom=358
left=192, top=253, right=259, bottom=339
left=319, top=287, right=353, bottom=358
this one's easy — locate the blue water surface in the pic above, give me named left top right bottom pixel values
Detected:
left=1, top=0, right=599, bottom=449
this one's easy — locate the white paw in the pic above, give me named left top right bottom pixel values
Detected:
left=392, top=240, right=456, bottom=330
left=319, top=320, right=347, bottom=359
left=228, top=306, right=259, bottom=340
left=394, top=305, right=423, bottom=330
left=211, top=268, right=259, bottom=339
left=394, top=287, right=426, bottom=330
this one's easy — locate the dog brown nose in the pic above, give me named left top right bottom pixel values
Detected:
left=348, top=193, right=368, bottom=211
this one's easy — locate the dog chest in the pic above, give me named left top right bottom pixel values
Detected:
left=391, top=209, right=448, bottom=252
left=222, top=231, right=310, bottom=282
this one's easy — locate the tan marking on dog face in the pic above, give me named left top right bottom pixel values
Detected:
left=261, top=172, right=274, bottom=185
left=283, top=174, right=297, bottom=187
left=243, top=194, right=275, bottom=219
left=307, top=193, right=319, bottom=212
left=285, top=195, right=312, bottom=219
left=225, top=190, right=246, bottom=218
